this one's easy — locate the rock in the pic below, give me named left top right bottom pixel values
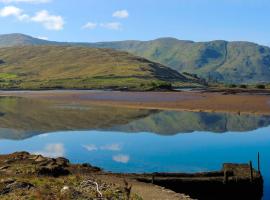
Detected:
left=31, top=155, right=47, bottom=162
left=0, top=178, right=16, bottom=184
left=12, top=152, right=30, bottom=159
left=82, top=163, right=101, bottom=172
left=60, top=185, right=82, bottom=199
left=0, top=165, right=10, bottom=171
left=4, top=152, right=30, bottom=163
left=61, top=186, right=70, bottom=194
left=56, top=157, right=69, bottom=167
left=7, top=181, right=33, bottom=190
left=0, top=181, right=34, bottom=195
left=36, top=160, right=70, bottom=177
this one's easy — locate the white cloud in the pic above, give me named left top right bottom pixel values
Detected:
left=36, top=35, right=48, bottom=40
left=31, top=10, right=64, bottom=30
left=0, top=5, right=22, bottom=17
left=0, top=6, right=64, bottom=31
left=100, top=22, right=122, bottom=30
left=82, top=22, right=97, bottom=30
left=34, top=143, right=65, bottom=158
left=82, top=144, right=98, bottom=152
left=0, top=6, right=29, bottom=21
left=100, top=144, right=121, bottom=151
left=0, top=0, right=51, bottom=3
left=113, top=154, right=130, bottom=164
left=113, top=10, right=129, bottom=19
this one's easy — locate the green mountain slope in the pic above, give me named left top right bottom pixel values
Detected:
left=1, top=34, right=270, bottom=83
left=0, top=33, right=55, bottom=47
left=92, top=38, right=270, bottom=84
left=0, top=45, right=192, bottom=90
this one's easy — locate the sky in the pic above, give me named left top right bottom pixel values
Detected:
left=0, top=0, right=269, bottom=45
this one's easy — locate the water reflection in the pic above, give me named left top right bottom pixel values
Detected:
left=0, top=130, right=269, bottom=199
left=0, top=97, right=269, bottom=139
left=0, top=96, right=269, bottom=199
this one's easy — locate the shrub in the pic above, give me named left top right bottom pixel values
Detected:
left=151, top=81, right=172, bottom=90
left=228, top=84, right=237, bottom=88
left=256, top=84, right=266, bottom=89
left=240, top=84, right=247, bottom=89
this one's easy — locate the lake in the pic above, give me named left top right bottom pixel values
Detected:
left=0, top=96, right=269, bottom=199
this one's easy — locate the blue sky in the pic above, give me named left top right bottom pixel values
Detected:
left=0, top=0, right=269, bottom=45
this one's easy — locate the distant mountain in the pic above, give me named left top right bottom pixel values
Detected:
left=1, top=34, right=270, bottom=83
left=0, top=33, right=55, bottom=47
left=91, top=38, right=270, bottom=84
left=0, top=45, right=193, bottom=90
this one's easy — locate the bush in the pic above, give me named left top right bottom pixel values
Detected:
left=240, top=84, right=247, bottom=89
left=151, top=81, right=172, bottom=90
left=256, top=84, right=266, bottom=89
left=228, top=84, right=237, bottom=88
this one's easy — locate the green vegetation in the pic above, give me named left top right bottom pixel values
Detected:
left=90, top=38, right=270, bottom=84
left=0, top=152, right=143, bottom=200
left=239, top=84, right=247, bottom=89
left=1, top=34, right=270, bottom=84
left=256, top=84, right=266, bottom=89
left=0, top=73, right=17, bottom=80
left=0, top=45, right=196, bottom=90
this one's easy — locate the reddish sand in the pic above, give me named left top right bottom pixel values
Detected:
left=0, top=90, right=270, bottom=114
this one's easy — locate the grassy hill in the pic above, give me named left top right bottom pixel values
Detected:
left=0, top=33, right=54, bottom=47
left=92, top=38, right=270, bottom=84
left=1, top=34, right=270, bottom=84
left=0, top=45, right=194, bottom=90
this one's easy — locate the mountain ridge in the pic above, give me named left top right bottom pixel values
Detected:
left=1, top=33, right=270, bottom=84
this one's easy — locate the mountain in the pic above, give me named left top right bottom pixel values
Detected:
left=1, top=33, right=270, bottom=84
left=0, top=33, right=55, bottom=47
left=0, top=45, right=193, bottom=90
left=91, top=38, right=270, bottom=84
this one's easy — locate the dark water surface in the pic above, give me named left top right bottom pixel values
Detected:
left=0, top=97, right=269, bottom=199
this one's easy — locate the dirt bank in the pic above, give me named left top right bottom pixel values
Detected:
left=0, top=90, right=270, bottom=115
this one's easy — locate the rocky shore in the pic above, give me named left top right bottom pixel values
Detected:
left=0, top=152, right=192, bottom=200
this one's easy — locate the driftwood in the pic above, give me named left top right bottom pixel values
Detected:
left=80, top=180, right=103, bottom=197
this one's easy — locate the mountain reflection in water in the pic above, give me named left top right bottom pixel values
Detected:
left=0, top=96, right=269, bottom=140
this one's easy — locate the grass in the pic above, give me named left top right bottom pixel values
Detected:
left=2, top=34, right=270, bottom=84
left=0, top=46, right=192, bottom=90
left=91, top=38, right=270, bottom=84
left=0, top=73, right=17, bottom=80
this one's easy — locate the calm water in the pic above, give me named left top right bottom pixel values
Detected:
left=0, top=96, right=269, bottom=199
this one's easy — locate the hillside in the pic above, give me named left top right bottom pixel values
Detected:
left=1, top=34, right=270, bottom=84
left=0, top=45, right=193, bottom=90
left=92, top=38, right=270, bottom=84
left=0, top=33, right=55, bottom=47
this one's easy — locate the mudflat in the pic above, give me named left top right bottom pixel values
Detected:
left=0, top=90, right=270, bottom=115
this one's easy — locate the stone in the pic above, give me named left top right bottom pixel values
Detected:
left=0, top=181, right=34, bottom=195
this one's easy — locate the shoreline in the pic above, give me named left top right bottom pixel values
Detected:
left=0, top=152, right=263, bottom=200
left=0, top=90, right=270, bottom=115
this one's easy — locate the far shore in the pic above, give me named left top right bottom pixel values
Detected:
left=1, top=89, right=270, bottom=115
